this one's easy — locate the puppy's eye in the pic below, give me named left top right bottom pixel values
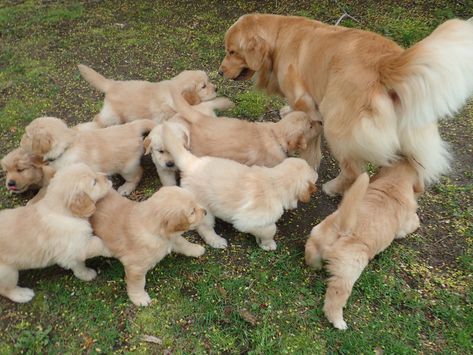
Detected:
left=17, top=168, right=25, bottom=173
left=158, top=150, right=164, bottom=154
left=93, top=179, right=97, bottom=186
left=202, top=84, right=207, bottom=89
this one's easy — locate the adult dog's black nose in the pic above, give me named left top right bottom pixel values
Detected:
left=7, top=180, right=16, bottom=187
left=165, top=161, right=175, bottom=168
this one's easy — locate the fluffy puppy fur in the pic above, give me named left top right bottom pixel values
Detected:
left=1, top=148, right=55, bottom=194
left=20, top=117, right=156, bottom=195
left=145, top=91, right=320, bottom=186
left=162, top=123, right=318, bottom=250
left=90, top=187, right=206, bottom=306
left=144, top=96, right=235, bottom=186
left=305, top=160, right=423, bottom=329
left=220, top=14, right=473, bottom=193
left=78, top=64, right=217, bottom=127
left=0, top=163, right=112, bottom=303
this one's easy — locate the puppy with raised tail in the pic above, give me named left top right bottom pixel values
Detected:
left=78, top=64, right=217, bottom=127
left=90, top=187, right=206, bottom=306
left=162, top=123, right=318, bottom=250
left=305, top=160, right=423, bottom=329
left=0, top=163, right=112, bottom=303
left=20, top=117, right=156, bottom=195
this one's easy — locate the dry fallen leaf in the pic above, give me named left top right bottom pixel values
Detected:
left=238, top=308, right=258, bottom=326
left=142, top=335, right=163, bottom=345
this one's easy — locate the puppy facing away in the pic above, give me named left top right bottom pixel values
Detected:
left=221, top=14, right=473, bottom=193
left=20, top=117, right=156, bottom=195
left=305, top=160, right=423, bottom=329
left=145, top=91, right=320, bottom=186
left=1, top=148, right=55, bottom=194
left=90, top=187, right=206, bottom=306
left=144, top=97, right=235, bottom=186
left=0, top=163, right=112, bottom=303
left=162, top=123, right=318, bottom=250
left=78, top=64, right=217, bottom=127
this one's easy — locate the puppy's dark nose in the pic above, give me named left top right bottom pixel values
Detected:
left=218, top=70, right=223, bottom=76
left=203, top=209, right=207, bottom=216
left=7, top=180, right=16, bottom=187
left=165, top=161, right=175, bottom=168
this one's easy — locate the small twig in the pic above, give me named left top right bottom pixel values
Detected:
left=335, top=12, right=360, bottom=26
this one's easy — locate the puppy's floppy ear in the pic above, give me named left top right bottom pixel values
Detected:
left=182, top=89, right=201, bottom=106
left=299, top=182, right=317, bottom=203
left=143, top=136, right=152, bottom=155
left=171, top=122, right=191, bottom=149
left=245, top=35, right=269, bottom=71
left=31, top=131, right=53, bottom=156
left=163, top=211, right=190, bottom=235
left=413, top=176, right=425, bottom=194
left=287, top=134, right=307, bottom=152
left=68, top=191, right=96, bottom=218
left=30, top=154, right=46, bottom=168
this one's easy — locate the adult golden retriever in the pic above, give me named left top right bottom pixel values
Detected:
left=219, top=14, right=473, bottom=195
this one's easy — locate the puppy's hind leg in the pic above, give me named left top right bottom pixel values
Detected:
left=323, top=158, right=364, bottom=196
left=243, top=224, right=277, bottom=251
left=305, top=236, right=323, bottom=270
left=196, top=212, right=228, bottom=249
left=172, top=236, right=205, bottom=257
left=395, top=212, right=420, bottom=239
left=0, top=265, right=35, bottom=303
left=125, top=265, right=151, bottom=306
left=118, top=164, right=143, bottom=196
left=323, top=243, right=369, bottom=330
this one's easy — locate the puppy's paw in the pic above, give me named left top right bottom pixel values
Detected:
left=259, top=240, right=277, bottom=251
left=7, top=287, right=35, bottom=303
left=189, top=245, right=206, bottom=257
left=279, top=105, right=293, bottom=117
left=117, top=184, right=134, bottom=196
left=129, top=291, right=152, bottom=307
left=333, top=319, right=348, bottom=330
left=74, top=267, right=97, bottom=281
left=322, top=180, right=341, bottom=196
left=207, top=236, right=228, bottom=249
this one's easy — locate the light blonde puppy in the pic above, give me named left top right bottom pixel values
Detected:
left=305, top=160, right=423, bottom=330
left=20, top=117, right=155, bottom=195
left=163, top=123, right=318, bottom=250
left=78, top=64, right=217, bottom=127
left=0, top=163, right=112, bottom=303
left=90, top=187, right=206, bottom=306
left=1, top=148, right=55, bottom=194
left=145, top=92, right=319, bottom=186
left=144, top=96, right=235, bottom=186
left=220, top=14, right=473, bottom=192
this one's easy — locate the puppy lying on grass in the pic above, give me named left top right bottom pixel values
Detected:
left=90, top=187, right=206, bottom=306
left=20, top=117, right=155, bottom=195
left=78, top=64, right=217, bottom=127
left=0, top=163, right=112, bottom=303
left=305, top=160, right=423, bottom=329
left=1, top=147, right=55, bottom=194
left=162, top=123, right=318, bottom=250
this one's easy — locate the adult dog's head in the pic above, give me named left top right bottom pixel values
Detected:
left=219, top=14, right=272, bottom=81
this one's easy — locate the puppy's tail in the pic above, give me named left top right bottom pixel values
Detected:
left=380, top=18, right=473, bottom=127
left=78, top=64, right=113, bottom=93
left=129, top=119, right=156, bottom=136
left=335, top=173, right=369, bottom=234
left=162, top=122, right=197, bottom=169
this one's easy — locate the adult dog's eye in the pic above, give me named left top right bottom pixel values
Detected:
left=17, top=168, right=25, bottom=173
left=229, top=50, right=235, bottom=55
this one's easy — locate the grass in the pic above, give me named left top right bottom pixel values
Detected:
left=0, top=1, right=472, bottom=353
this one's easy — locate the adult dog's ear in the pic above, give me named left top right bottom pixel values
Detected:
left=182, top=89, right=201, bottom=106
left=287, top=134, right=307, bottom=152
left=162, top=211, right=190, bottom=236
left=143, top=136, right=152, bottom=155
left=68, top=191, right=96, bottom=218
left=245, top=35, right=269, bottom=71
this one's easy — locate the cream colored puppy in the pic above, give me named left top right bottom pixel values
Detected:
left=91, top=187, right=206, bottom=306
left=144, top=97, right=235, bottom=186
left=78, top=64, right=217, bottom=127
left=305, top=160, right=423, bottom=330
left=0, top=163, right=112, bottom=303
left=162, top=123, right=318, bottom=250
left=20, top=117, right=155, bottom=195
left=1, top=148, right=55, bottom=194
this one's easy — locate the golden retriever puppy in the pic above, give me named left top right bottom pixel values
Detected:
left=162, top=123, right=318, bottom=250
left=220, top=14, right=473, bottom=193
left=20, top=117, right=156, bottom=195
left=144, top=96, right=235, bottom=186
left=90, top=187, right=206, bottom=306
left=78, top=64, right=217, bottom=127
left=305, top=160, right=423, bottom=329
left=145, top=91, right=319, bottom=186
left=0, top=163, right=112, bottom=303
left=1, top=148, right=55, bottom=194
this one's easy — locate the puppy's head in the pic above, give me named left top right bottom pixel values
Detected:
left=376, top=159, right=424, bottom=196
left=281, top=158, right=318, bottom=208
left=46, top=163, right=112, bottom=218
left=20, top=116, right=74, bottom=161
left=219, top=14, right=270, bottom=80
left=144, top=122, right=190, bottom=171
left=174, top=70, right=217, bottom=104
left=281, top=112, right=322, bottom=155
left=145, top=186, right=206, bottom=238
left=1, top=148, right=47, bottom=193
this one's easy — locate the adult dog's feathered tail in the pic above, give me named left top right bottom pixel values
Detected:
left=78, top=64, right=113, bottom=93
left=162, top=123, right=197, bottom=169
left=380, top=18, right=473, bottom=182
